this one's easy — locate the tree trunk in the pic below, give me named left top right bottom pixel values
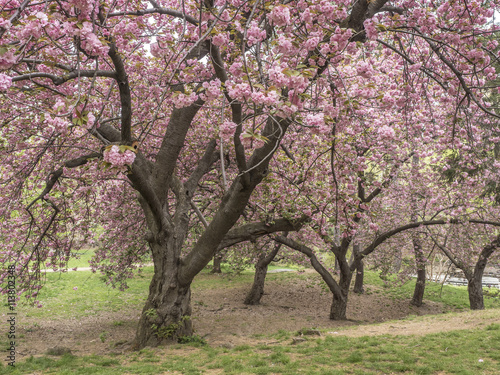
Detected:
left=467, top=240, right=494, bottom=310
left=411, top=238, right=426, bottom=307
left=244, top=239, right=283, bottom=305
left=212, top=251, right=222, bottom=273
left=330, top=263, right=352, bottom=320
left=353, top=260, right=364, bottom=294
left=435, top=234, right=499, bottom=311
left=330, top=289, right=348, bottom=319
left=467, top=273, right=485, bottom=310
left=352, top=243, right=364, bottom=294
left=411, top=267, right=426, bottom=307
left=244, top=260, right=269, bottom=305
left=133, top=240, right=192, bottom=349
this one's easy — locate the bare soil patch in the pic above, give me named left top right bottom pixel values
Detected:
left=13, top=274, right=499, bottom=359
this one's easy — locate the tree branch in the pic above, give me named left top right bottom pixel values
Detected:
left=217, top=215, right=309, bottom=250
left=105, top=31, right=133, bottom=142
left=274, top=235, right=343, bottom=296
left=184, top=139, right=219, bottom=196
left=153, top=96, right=205, bottom=200
left=27, top=152, right=101, bottom=209
left=357, top=219, right=500, bottom=269
left=108, top=5, right=198, bottom=26
left=12, top=70, right=117, bottom=85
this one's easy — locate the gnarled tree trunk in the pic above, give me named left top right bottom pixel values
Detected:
left=133, top=240, right=192, bottom=348
left=330, top=261, right=353, bottom=320
left=244, top=240, right=283, bottom=305
left=435, top=234, right=500, bottom=311
left=467, top=235, right=500, bottom=310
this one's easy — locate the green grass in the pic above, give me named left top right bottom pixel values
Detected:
left=66, top=248, right=97, bottom=269
left=19, top=266, right=153, bottom=319
left=3, top=325, right=500, bottom=374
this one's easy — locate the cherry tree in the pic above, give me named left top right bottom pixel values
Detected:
left=1, top=0, right=500, bottom=349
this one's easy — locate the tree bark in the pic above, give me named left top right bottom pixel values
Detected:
left=467, top=272, right=485, bottom=310
left=467, top=235, right=500, bottom=310
left=411, top=237, right=426, bottom=307
left=133, top=242, right=192, bottom=349
left=352, top=243, right=364, bottom=294
left=244, top=240, right=282, bottom=305
left=330, top=263, right=352, bottom=320
left=353, top=260, right=364, bottom=294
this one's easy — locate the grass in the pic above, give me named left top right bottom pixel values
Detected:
left=3, top=263, right=500, bottom=374
left=2, top=325, right=500, bottom=374
left=66, top=248, right=97, bottom=269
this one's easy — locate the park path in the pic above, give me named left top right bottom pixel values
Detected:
left=330, top=308, right=500, bottom=338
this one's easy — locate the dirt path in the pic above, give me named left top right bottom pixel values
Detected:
left=330, top=308, right=500, bottom=338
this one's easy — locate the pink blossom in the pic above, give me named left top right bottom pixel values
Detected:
left=304, top=37, right=320, bottom=51
left=212, top=33, right=229, bottom=47
left=227, top=83, right=252, bottom=101
left=0, top=19, right=11, bottom=30
left=219, top=120, right=237, bottom=143
left=247, top=23, right=266, bottom=45
left=377, top=125, right=395, bottom=139
left=0, top=50, right=16, bottom=70
left=268, top=6, right=291, bottom=27
left=202, top=79, right=222, bottom=101
left=44, top=115, right=69, bottom=135
left=172, top=91, right=198, bottom=108
left=75, top=22, right=109, bottom=57
left=277, top=35, right=294, bottom=55
left=0, top=73, right=12, bottom=90
left=364, top=19, right=378, bottom=40
left=103, top=145, right=136, bottom=171
left=356, top=61, right=374, bottom=79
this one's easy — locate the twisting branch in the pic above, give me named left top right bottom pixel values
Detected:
left=274, top=235, right=343, bottom=296
left=100, top=9, right=133, bottom=143
left=12, top=70, right=117, bottom=85
left=418, top=29, right=500, bottom=120
left=218, top=215, right=310, bottom=250
left=356, top=219, right=500, bottom=270
left=185, top=139, right=219, bottom=196
left=362, top=152, right=414, bottom=203
left=27, top=152, right=101, bottom=210
left=108, top=2, right=198, bottom=26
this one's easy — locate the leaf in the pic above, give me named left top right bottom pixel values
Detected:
left=119, top=145, right=136, bottom=152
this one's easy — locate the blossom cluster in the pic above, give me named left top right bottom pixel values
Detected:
left=0, top=73, right=12, bottom=90
left=103, top=146, right=136, bottom=172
